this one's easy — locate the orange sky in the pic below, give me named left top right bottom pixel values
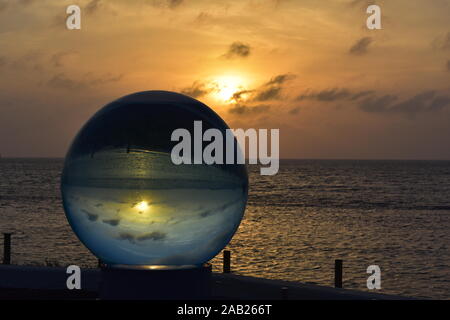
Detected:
left=0, top=0, right=450, bottom=158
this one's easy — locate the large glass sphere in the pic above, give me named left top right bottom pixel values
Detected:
left=61, top=91, right=248, bottom=266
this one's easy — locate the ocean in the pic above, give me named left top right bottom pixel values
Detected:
left=0, top=158, right=449, bottom=299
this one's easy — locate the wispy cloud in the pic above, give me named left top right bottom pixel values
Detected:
left=47, top=72, right=123, bottom=90
left=168, top=0, right=183, bottom=9
left=254, top=87, right=282, bottom=101
left=83, top=210, right=98, bottom=222
left=432, top=32, right=450, bottom=51
left=266, top=74, right=296, bottom=86
left=359, top=94, right=398, bottom=113
left=349, top=37, right=373, bottom=55
left=0, top=1, right=8, bottom=12
left=251, top=73, right=296, bottom=102
left=180, top=81, right=213, bottom=98
left=102, top=219, right=120, bottom=226
left=348, top=0, right=375, bottom=8
left=136, top=231, right=166, bottom=241
left=222, top=42, right=251, bottom=59
left=85, top=0, right=102, bottom=15
left=50, top=51, right=78, bottom=68
left=298, top=88, right=373, bottom=102
left=149, top=0, right=184, bottom=9
left=289, top=106, right=300, bottom=115
left=231, top=90, right=254, bottom=103
left=118, top=231, right=166, bottom=243
left=194, top=11, right=211, bottom=25
left=358, top=91, right=450, bottom=114
left=181, top=73, right=295, bottom=103
left=229, top=104, right=270, bottom=114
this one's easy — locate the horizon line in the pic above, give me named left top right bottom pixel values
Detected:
left=2, top=156, right=450, bottom=161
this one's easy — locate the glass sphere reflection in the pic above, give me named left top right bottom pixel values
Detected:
left=61, top=91, right=248, bottom=266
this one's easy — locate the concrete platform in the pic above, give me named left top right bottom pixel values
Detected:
left=0, top=265, right=412, bottom=300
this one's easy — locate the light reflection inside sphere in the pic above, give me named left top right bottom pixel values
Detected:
left=61, top=91, right=248, bottom=266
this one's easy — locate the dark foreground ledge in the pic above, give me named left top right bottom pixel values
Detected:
left=0, top=265, right=411, bottom=300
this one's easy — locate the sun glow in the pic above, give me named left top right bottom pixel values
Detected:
left=135, top=201, right=150, bottom=212
left=213, top=75, right=246, bottom=102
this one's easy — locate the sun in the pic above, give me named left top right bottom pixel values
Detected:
left=213, top=75, right=246, bottom=102
left=135, top=201, right=150, bottom=212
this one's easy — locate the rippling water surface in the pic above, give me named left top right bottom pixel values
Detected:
left=0, top=158, right=449, bottom=299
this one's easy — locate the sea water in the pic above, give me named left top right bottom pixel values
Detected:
left=62, top=150, right=247, bottom=265
left=1, top=159, right=449, bottom=298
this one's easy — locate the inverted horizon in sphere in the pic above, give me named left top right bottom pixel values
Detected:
left=61, top=91, right=248, bottom=265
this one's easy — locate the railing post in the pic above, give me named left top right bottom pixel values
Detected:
left=3, top=233, right=11, bottom=265
left=223, top=250, right=231, bottom=273
left=335, top=259, right=343, bottom=288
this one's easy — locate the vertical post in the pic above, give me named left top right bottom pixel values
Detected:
left=335, top=259, right=343, bottom=288
left=223, top=250, right=231, bottom=273
left=3, top=233, right=11, bottom=265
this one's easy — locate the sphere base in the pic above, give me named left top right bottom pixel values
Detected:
left=99, top=263, right=212, bottom=300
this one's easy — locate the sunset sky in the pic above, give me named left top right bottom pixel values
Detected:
left=0, top=0, right=449, bottom=159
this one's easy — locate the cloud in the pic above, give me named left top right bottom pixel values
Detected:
left=298, top=88, right=373, bottom=102
left=428, top=95, right=450, bottom=111
left=118, top=232, right=135, bottom=242
left=297, top=87, right=450, bottom=115
left=18, top=0, right=35, bottom=6
left=181, top=73, right=295, bottom=103
left=118, top=231, right=166, bottom=243
left=47, top=74, right=86, bottom=90
left=272, top=0, right=287, bottom=7
left=432, top=32, right=450, bottom=51
left=86, top=72, right=123, bottom=86
left=82, top=210, right=98, bottom=221
left=348, top=0, right=373, bottom=7
left=254, top=86, right=282, bottom=101
left=389, top=91, right=436, bottom=113
left=168, top=0, right=183, bottom=9
left=350, top=90, right=375, bottom=100
left=349, top=37, right=373, bottom=55
left=0, top=1, right=8, bottom=12
left=136, top=231, right=166, bottom=241
left=359, top=91, right=450, bottom=114
left=10, top=51, right=43, bottom=71
left=229, top=104, right=271, bottom=114
left=394, top=91, right=450, bottom=113
left=266, top=73, right=296, bottom=86
left=358, top=94, right=398, bottom=113
left=194, top=12, right=211, bottom=24
left=251, top=73, right=296, bottom=102
left=289, top=107, right=300, bottom=115
left=180, top=81, right=212, bottom=98
left=102, top=219, right=120, bottom=226
left=231, top=89, right=254, bottom=103
left=1, top=0, right=36, bottom=10
left=198, top=200, right=237, bottom=218
left=50, top=51, right=78, bottom=68
left=149, top=0, right=184, bottom=9
left=299, top=88, right=351, bottom=101
left=223, top=42, right=251, bottom=59
left=85, top=0, right=102, bottom=15
left=47, top=72, right=123, bottom=90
